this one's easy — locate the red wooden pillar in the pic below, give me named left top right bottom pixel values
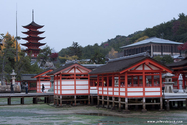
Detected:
left=143, top=64, right=145, bottom=97
left=160, top=71, right=162, bottom=96
left=131, top=76, right=133, bottom=87
left=138, top=76, right=139, bottom=87
left=102, top=75, right=104, bottom=95
left=152, top=75, right=154, bottom=87
left=88, top=74, right=90, bottom=95
left=97, top=75, right=99, bottom=87
left=74, top=67, right=76, bottom=95
left=107, top=75, right=109, bottom=95
left=125, top=72, right=128, bottom=97
left=57, top=75, right=58, bottom=94
left=60, top=73, right=62, bottom=94
left=118, top=75, right=120, bottom=96
left=112, top=74, right=114, bottom=96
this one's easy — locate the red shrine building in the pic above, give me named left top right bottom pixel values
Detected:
left=33, top=69, right=53, bottom=93
left=46, top=62, right=94, bottom=106
left=89, top=52, right=173, bottom=110
left=167, top=57, right=187, bottom=89
left=21, top=11, right=46, bottom=58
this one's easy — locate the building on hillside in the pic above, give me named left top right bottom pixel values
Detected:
left=120, top=37, right=182, bottom=57
left=21, top=10, right=46, bottom=58
left=33, top=69, right=54, bottom=93
left=89, top=52, right=173, bottom=111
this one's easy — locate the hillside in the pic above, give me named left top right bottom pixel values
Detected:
left=58, top=13, right=187, bottom=62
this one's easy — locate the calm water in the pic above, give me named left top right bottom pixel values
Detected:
left=0, top=98, right=186, bottom=124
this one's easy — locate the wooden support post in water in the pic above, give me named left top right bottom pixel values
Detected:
left=167, top=99, right=170, bottom=111
left=112, top=97, right=115, bottom=107
left=88, top=95, right=90, bottom=105
left=33, top=97, right=38, bottom=104
left=74, top=95, right=76, bottom=106
left=57, top=96, right=59, bottom=106
left=102, top=96, right=104, bottom=107
left=118, top=97, right=121, bottom=111
left=21, top=97, right=24, bottom=104
left=91, top=96, right=93, bottom=105
left=97, top=96, right=99, bottom=106
left=152, top=99, right=155, bottom=110
left=60, top=96, right=62, bottom=106
left=181, top=101, right=183, bottom=108
left=186, top=99, right=187, bottom=110
left=177, top=101, right=180, bottom=109
left=124, top=98, right=129, bottom=112
left=159, top=97, right=163, bottom=111
left=8, top=97, right=11, bottom=105
left=107, top=96, right=109, bottom=109
left=142, top=97, right=147, bottom=112
left=54, top=95, right=56, bottom=105
left=135, top=99, right=138, bottom=110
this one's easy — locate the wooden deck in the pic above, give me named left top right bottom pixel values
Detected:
left=0, top=92, right=54, bottom=105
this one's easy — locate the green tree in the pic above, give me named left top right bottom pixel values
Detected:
left=37, top=45, right=52, bottom=67
left=90, top=51, right=105, bottom=64
left=0, top=33, right=16, bottom=84
left=153, top=55, right=173, bottom=65
left=68, top=42, right=82, bottom=58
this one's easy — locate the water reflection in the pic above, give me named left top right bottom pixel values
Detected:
left=76, top=113, right=128, bottom=124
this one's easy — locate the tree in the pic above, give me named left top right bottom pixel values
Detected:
left=50, top=52, right=58, bottom=62
left=153, top=55, right=173, bottom=65
left=107, top=48, right=118, bottom=59
left=68, top=42, right=82, bottom=58
left=90, top=51, right=105, bottom=64
left=59, top=55, right=78, bottom=61
left=37, top=45, right=52, bottom=67
left=0, top=33, right=16, bottom=84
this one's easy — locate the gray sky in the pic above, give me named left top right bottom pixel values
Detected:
left=1, top=0, right=187, bottom=52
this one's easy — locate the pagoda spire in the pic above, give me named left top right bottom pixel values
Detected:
left=32, top=9, right=34, bottom=21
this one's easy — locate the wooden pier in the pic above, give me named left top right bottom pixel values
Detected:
left=0, top=93, right=54, bottom=105
left=163, top=93, right=187, bottom=110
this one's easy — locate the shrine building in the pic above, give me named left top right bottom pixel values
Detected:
left=33, top=69, right=54, bottom=93
left=167, top=57, right=187, bottom=89
left=89, top=52, right=173, bottom=111
left=46, top=62, right=102, bottom=106
left=120, top=37, right=182, bottom=57
left=21, top=10, right=46, bottom=58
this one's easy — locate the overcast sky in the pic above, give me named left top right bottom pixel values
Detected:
left=1, top=0, right=187, bottom=52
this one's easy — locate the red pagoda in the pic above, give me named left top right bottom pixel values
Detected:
left=21, top=10, right=46, bottom=58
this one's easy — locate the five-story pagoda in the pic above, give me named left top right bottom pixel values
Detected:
left=21, top=10, right=46, bottom=58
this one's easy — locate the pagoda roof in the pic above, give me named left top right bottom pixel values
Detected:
left=22, top=36, right=45, bottom=41
left=22, top=21, right=44, bottom=29
left=120, top=37, right=183, bottom=49
left=21, top=42, right=46, bottom=47
left=22, top=30, right=45, bottom=35
left=24, top=48, right=41, bottom=51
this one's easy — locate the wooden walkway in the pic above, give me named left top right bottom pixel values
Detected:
left=163, top=93, right=187, bottom=110
left=0, top=92, right=54, bottom=105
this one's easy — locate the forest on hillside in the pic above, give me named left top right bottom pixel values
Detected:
left=58, top=13, right=187, bottom=63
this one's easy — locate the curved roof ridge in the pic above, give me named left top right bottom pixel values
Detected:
left=108, top=51, right=150, bottom=63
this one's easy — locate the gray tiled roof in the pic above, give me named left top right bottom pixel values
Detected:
left=89, top=52, right=172, bottom=74
left=120, top=37, right=182, bottom=48
left=21, top=74, right=37, bottom=81
left=167, top=57, right=187, bottom=67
